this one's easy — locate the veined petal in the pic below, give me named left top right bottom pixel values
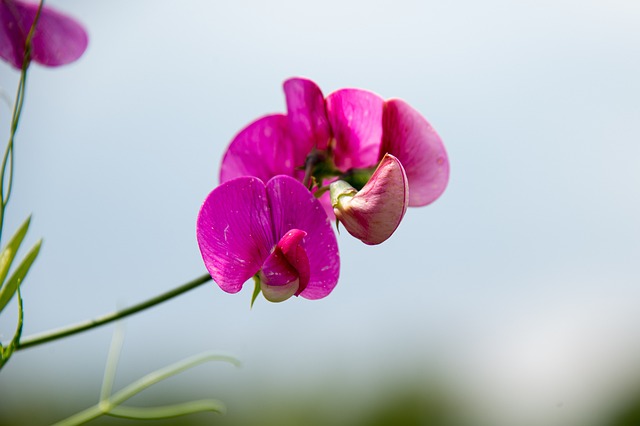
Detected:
left=0, top=0, right=87, bottom=69
left=259, top=229, right=309, bottom=302
left=331, top=154, right=408, bottom=245
left=283, top=77, right=331, bottom=156
left=266, top=175, right=339, bottom=300
left=381, top=99, right=449, bottom=207
left=326, top=88, right=384, bottom=170
left=197, top=177, right=274, bottom=294
left=220, top=114, right=296, bottom=184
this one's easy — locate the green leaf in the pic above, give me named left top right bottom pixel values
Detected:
left=52, top=352, right=239, bottom=426
left=250, top=275, right=261, bottom=309
left=109, top=352, right=240, bottom=407
left=0, top=238, right=41, bottom=314
left=0, top=215, right=31, bottom=287
left=107, top=400, right=227, bottom=420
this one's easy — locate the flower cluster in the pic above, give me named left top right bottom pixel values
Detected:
left=197, top=77, right=449, bottom=303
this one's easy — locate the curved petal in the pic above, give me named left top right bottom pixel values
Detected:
left=196, top=177, right=274, bottom=294
left=381, top=99, right=449, bottom=206
left=325, top=88, right=384, bottom=170
left=266, top=176, right=340, bottom=300
left=220, top=114, right=296, bottom=184
left=259, top=229, right=310, bottom=302
left=283, top=77, right=331, bottom=159
left=0, top=1, right=87, bottom=69
left=278, top=229, right=310, bottom=295
left=331, top=154, right=408, bottom=245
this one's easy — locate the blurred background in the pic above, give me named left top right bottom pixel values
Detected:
left=1, top=0, right=639, bottom=425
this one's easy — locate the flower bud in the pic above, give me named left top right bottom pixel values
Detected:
left=330, top=154, right=408, bottom=245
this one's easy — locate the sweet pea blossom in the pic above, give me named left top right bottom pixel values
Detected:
left=196, top=175, right=339, bottom=303
left=0, top=0, right=88, bottom=69
left=330, top=154, right=408, bottom=245
left=220, top=77, right=449, bottom=208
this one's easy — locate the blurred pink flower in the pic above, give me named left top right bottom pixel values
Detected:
left=196, top=175, right=339, bottom=302
left=0, top=0, right=87, bottom=69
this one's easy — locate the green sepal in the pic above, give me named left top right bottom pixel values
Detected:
left=0, top=215, right=32, bottom=290
left=329, top=180, right=357, bottom=208
left=0, top=238, right=42, bottom=314
left=340, top=166, right=376, bottom=191
left=250, top=275, right=261, bottom=309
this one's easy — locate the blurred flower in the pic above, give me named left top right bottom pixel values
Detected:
left=196, top=175, right=339, bottom=302
left=0, top=0, right=88, bottom=69
left=220, top=77, right=449, bottom=209
left=330, top=154, right=408, bottom=245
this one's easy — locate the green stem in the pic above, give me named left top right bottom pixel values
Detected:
left=14, top=273, right=212, bottom=350
left=0, top=53, right=23, bottom=241
left=100, top=323, right=125, bottom=402
left=53, top=340, right=238, bottom=426
left=0, top=0, right=45, bottom=242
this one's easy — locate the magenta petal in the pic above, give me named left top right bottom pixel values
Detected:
left=220, top=114, right=297, bottom=184
left=196, top=177, right=274, bottom=294
left=381, top=99, right=449, bottom=207
left=266, top=176, right=340, bottom=300
left=283, top=77, right=331, bottom=155
left=315, top=190, right=335, bottom=220
left=0, top=0, right=87, bottom=69
left=0, top=1, right=26, bottom=68
left=259, top=229, right=310, bottom=302
left=259, top=245, right=299, bottom=303
left=30, top=3, right=88, bottom=66
left=277, top=229, right=310, bottom=295
left=326, top=88, right=384, bottom=170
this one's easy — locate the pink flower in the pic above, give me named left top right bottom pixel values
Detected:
left=220, top=77, right=449, bottom=208
left=196, top=175, right=340, bottom=302
left=0, top=0, right=88, bottom=69
left=330, top=154, right=408, bottom=245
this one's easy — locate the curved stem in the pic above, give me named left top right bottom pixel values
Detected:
left=0, top=0, right=44, bottom=242
left=14, top=273, right=212, bottom=351
left=0, top=54, right=26, bottom=240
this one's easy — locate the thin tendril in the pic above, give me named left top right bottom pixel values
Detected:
left=0, top=0, right=45, bottom=242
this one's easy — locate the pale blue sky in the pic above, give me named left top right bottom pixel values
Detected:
left=1, top=1, right=639, bottom=425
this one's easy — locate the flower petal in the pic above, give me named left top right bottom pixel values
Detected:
left=197, top=177, right=274, bottom=294
left=381, top=99, right=449, bottom=207
left=277, top=229, right=310, bottom=295
left=30, top=2, right=88, bottom=66
left=331, top=154, right=408, bottom=245
left=266, top=175, right=340, bottom=300
left=259, top=229, right=310, bottom=302
left=325, top=88, right=384, bottom=170
left=220, top=114, right=297, bottom=184
left=283, top=77, right=331, bottom=156
left=0, top=1, right=26, bottom=68
left=0, top=0, right=87, bottom=69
